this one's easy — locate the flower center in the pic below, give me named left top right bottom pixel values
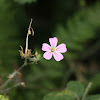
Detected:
left=51, top=46, right=56, bottom=52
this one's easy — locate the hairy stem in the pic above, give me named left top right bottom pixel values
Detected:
left=82, top=82, right=92, bottom=100
left=0, top=59, right=27, bottom=91
left=0, top=82, right=22, bottom=94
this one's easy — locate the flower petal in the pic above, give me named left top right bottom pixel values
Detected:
left=53, top=52, right=64, bottom=61
left=56, top=43, right=67, bottom=53
left=49, top=37, right=58, bottom=47
left=42, top=43, right=51, bottom=51
left=43, top=51, right=52, bottom=60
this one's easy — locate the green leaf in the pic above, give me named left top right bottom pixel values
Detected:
left=61, top=90, right=76, bottom=98
left=66, top=81, right=85, bottom=98
left=14, top=0, right=36, bottom=4
left=43, top=92, right=75, bottom=100
left=0, top=95, right=9, bottom=100
left=86, top=95, right=100, bottom=100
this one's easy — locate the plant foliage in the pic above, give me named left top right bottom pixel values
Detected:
left=55, top=3, right=100, bottom=59
left=43, top=81, right=100, bottom=100
left=0, top=0, right=100, bottom=100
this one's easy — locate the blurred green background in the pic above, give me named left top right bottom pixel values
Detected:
left=0, top=0, right=100, bottom=100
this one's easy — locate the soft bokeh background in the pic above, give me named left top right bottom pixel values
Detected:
left=0, top=0, right=100, bottom=100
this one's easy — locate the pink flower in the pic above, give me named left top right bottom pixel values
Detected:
left=42, top=37, right=67, bottom=61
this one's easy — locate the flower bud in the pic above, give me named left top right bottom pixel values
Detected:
left=20, top=82, right=25, bottom=87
